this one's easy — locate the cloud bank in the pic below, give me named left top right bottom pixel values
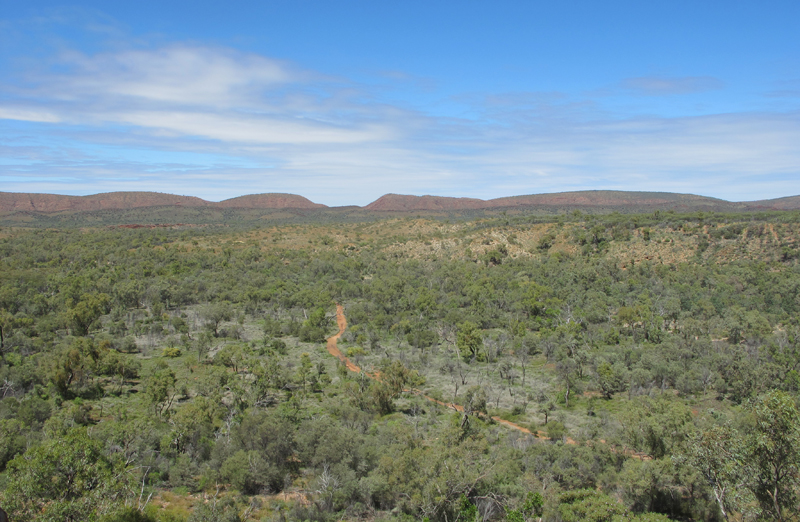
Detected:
left=1, top=44, right=799, bottom=205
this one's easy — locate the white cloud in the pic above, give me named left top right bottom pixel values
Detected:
left=0, top=44, right=798, bottom=205
left=112, top=111, right=395, bottom=144
left=1, top=45, right=398, bottom=147
left=55, top=45, right=296, bottom=107
left=0, top=107, right=61, bottom=123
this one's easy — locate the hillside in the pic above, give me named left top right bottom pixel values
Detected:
left=367, top=190, right=800, bottom=212
left=364, top=193, right=487, bottom=211
left=4, top=189, right=800, bottom=215
left=0, top=191, right=326, bottom=213
left=744, top=194, right=800, bottom=210
left=216, top=193, right=327, bottom=209
left=2, top=189, right=800, bottom=228
left=1, top=211, right=800, bottom=521
left=487, top=190, right=730, bottom=209
left=0, top=191, right=209, bottom=212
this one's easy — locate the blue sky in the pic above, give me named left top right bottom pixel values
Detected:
left=1, top=1, right=799, bottom=206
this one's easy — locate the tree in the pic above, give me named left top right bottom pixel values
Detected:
left=220, top=449, right=276, bottom=495
left=297, top=352, right=313, bottom=392
left=538, top=399, right=556, bottom=425
left=481, top=248, right=506, bottom=266
left=457, top=321, right=483, bottom=362
left=462, top=385, right=487, bottom=417
left=375, top=435, right=493, bottom=521
left=546, top=420, right=567, bottom=442
left=306, top=306, right=328, bottom=329
left=616, top=306, right=641, bottom=338
left=521, top=282, right=560, bottom=319
left=506, top=492, right=544, bottom=521
left=725, top=306, right=772, bottom=345
left=215, top=344, right=247, bottom=374
left=556, top=489, right=672, bottom=522
left=0, top=419, right=26, bottom=472
left=556, top=356, right=579, bottom=408
left=228, top=409, right=295, bottom=491
left=0, top=308, right=19, bottom=361
left=97, top=349, right=141, bottom=393
left=144, top=365, right=178, bottom=418
left=538, top=232, right=557, bottom=251
left=49, top=338, right=104, bottom=398
left=188, top=496, right=242, bottom=522
left=67, top=293, right=111, bottom=336
left=251, top=357, right=286, bottom=402
left=557, top=489, right=628, bottom=522
left=619, top=396, right=693, bottom=459
left=745, top=390, right=800, bottom=521
left=195, top=330, right=213, bottom=361
left=684, top=425, right=749, bottom=521
left=371, top=359, right=423, bottom=414
left=299, top=307, right=329, bottom=343
left=514, top=345, right=531, bottom=388
left=1, top=427, right=129, bottom=521
left=596, top=361, right=627, bottom=399
left=201, top=302, right=233, bottom=337
left=407, top=328, right=439, bottom=351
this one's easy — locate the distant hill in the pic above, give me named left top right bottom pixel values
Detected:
left=0, top=191, right=208, bottom=212
left=216, top=193, right=326, bottom=209
left=2, top=190, right=799, bottom=227
left=0, top=191, right=326, bottom=212
left=363, top=191, right=800, bottom=212
left=486, top=191, right=729, bottom=209
left=742, top=195, right=800, bottom=210
left=365, top=194, right=486, bottom=211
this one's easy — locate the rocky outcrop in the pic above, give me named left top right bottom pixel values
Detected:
left=217, top=193, right=326, bottom=209
left=0, top=191, right=324, bottom=212
left=2, top=190, right=799, bottom=214
left=487, top=191, right=728, bottom=208
left=364, top=194, right=487, bottom=211
left=0, top=192, right=208, bottom=212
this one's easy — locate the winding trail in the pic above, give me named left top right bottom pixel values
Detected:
left=326, top=304, right=535, bottom=435
left=326, top=304, right=361, bottom=373
left=326, top=304, right=650, bottom=459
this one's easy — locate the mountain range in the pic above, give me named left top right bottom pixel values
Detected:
left=2, top=190, right=799, bottom=215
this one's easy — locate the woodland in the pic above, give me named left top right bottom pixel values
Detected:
left=1, top=209, right=800, bottom=521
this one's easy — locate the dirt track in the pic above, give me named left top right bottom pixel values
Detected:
left=326, top=304, right=535, bottom=435
left=325, top=304, right=649, bottom=459
left=325, top=304, right=362, bottom=373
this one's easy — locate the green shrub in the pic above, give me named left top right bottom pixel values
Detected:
left=162, top=347, right=182, bottom=358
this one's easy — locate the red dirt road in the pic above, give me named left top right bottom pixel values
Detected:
left=326, top=304, right=362, bottom=373
left=325, top=305, right=649, bottom=459
left=326, top=304, right=535, bottom=435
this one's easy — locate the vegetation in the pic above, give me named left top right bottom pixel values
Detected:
left=0, top=209, right=800, bottom=520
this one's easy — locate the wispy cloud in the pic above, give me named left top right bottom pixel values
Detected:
left=620, top=75, right=724, bottom=96
left=51, top=45, right=295, bottom=107
left=0, top=107, right=61, bottom=123
left=2, top=45, right=396, bottom=146
left=0, top=43, right=798, bottom=205
left=765, top=79, right=800, bottom=99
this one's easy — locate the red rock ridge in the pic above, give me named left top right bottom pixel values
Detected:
left=487, top=191, right=725, bottom=208
left=2, top=190, right=799, bottom=214
left=217, top=193, right=326, bottom=209
left=0, top=191, right=326, bottom=212
left=742, top=195, right=800, bottom=210
left=364, top=194, right=487, bottom=211
left=361, top=191, right=731, bottom=212
left=0, top=192, right=209, bottom=212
